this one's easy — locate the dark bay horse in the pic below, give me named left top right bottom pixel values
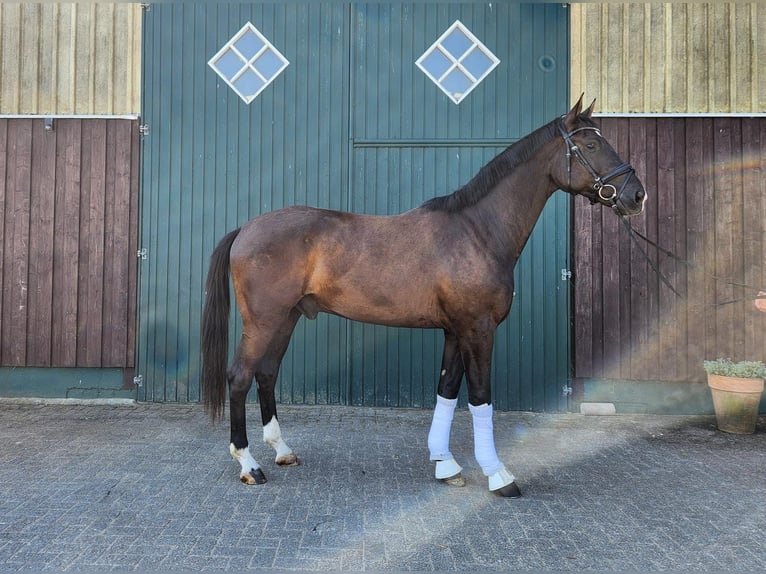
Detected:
left=201, top=97, right=646, bottom=497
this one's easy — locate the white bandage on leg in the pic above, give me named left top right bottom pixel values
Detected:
left=469, top=402, right=503, bottom=477
left=428, top=395, right=458, bottom=462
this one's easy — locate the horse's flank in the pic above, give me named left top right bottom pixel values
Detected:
left=230, top=204, right=514, bottom=331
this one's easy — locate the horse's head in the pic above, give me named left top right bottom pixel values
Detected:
left=555, top=96, right=646, bottom=217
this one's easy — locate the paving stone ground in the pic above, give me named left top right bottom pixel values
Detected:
left=0, top=401, right=764, bottom=572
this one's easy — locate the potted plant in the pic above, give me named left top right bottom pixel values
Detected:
left=703, top=358, right=766, bottom=434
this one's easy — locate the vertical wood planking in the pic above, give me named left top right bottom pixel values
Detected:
left=0, top=3, right=141, bottom=114
left=27, top=119, right=56, bottom=365
left=574, top=117, right=766, bottom=384
left=0, top=118, right=139, bottom=368
left=1, top=120, right=32, bottom=365
left=570, top=3, right=766, bottom=113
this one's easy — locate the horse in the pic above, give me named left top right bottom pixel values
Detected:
left=200, top=96, right=646, bottom=497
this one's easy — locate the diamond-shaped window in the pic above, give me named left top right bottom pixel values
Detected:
left=208, top=22, right=289, bottom=104
left=415, top=20, right=500, bottom=104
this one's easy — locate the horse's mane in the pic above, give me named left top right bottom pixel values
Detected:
left=420, top=117, right=562, bottom=213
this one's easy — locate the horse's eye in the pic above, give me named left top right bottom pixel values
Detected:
left=586, top=142, right=596, bottom=151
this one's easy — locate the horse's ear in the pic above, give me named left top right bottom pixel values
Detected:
left=563, top=93, right=584, bottom=128
left=583, top=98, right=596, bottom=118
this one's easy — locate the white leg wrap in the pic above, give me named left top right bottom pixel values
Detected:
left=434, top=457, right=463, bottom=480
left=229, top=443, right=260, bottom=475
left=428, top=395, right=458, bottom=461
left=488, top=466, right=516, bottom=492
left=469, top=402, right=503, bottom=477
left=263, top=416, right=293, bottom=460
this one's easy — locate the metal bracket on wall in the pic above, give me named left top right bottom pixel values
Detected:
left=137, top=248, right=147, bottom=260
left=139, top=124, right=149, bottom=137
left=561, top=269, right=572, bottom=281
left=133, top=375, right=144, bottom=388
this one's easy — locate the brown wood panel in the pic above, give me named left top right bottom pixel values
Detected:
left=0, top=118, right=138, bottom=368
left=27, top=119, right=56, bottom=365
left=574, top=117, right=766, bottom=384
left=2, top=120, right=32, bottom=365
left=0, top=121, right=6, bottom=363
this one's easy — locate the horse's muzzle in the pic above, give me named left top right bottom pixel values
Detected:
left=614, top=181, right=647, bottom=217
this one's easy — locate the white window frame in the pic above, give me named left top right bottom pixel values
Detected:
left=415, top=20, right=500, bottom=105
left=208, top=21, right=289, bottom=104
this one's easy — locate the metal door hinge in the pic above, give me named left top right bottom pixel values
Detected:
left=562, top=385, right=573, bottom=397
left=141, top=3, right=151, bottom=12
left=139, top=124, right=150, bottom=137
left=137, top=248, right=148, bottom=260
left=133, top=374, right=144, bottom=388
left=561, top=269, right=572, bottom=281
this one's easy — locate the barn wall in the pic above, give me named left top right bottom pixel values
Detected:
left=0, top=3, right=142, bottom=115
left=0, top=118, right=140, bottom=369
left=571, top=3, right=766, bottom=113
left=573, top=117, right=766, bottom=412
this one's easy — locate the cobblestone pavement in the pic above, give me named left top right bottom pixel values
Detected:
left=0, top=401, right=764, bottom=572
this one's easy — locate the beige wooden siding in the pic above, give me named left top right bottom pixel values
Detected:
left=0, top=3, right=141, bottom=115
left=571, top=3, right=766, bottom=114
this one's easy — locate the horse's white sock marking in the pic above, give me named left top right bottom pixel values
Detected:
left=428, top=395, right=458, bottom=462
left=469, top=402, right=504, bottom=477
left=263, top=416, right=293, bottom=460
left=229, top=443, right=260, bottom=475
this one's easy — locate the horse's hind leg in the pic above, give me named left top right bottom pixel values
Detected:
left=228, top=349, right=266, bottom=485
left=256, top=309, right=301, bottom=467
left=428, top=331, right=466, bottom=487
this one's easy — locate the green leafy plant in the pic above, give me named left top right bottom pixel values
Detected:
left=703, top=358, right=766, bottom=379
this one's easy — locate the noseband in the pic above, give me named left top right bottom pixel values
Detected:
left=558, top=120, right=636, bottom=210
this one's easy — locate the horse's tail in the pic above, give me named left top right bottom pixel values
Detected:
left=201, top=227, right=241, bottom=423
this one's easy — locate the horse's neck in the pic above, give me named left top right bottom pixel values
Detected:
left=464, top=148, right=558, bottom=263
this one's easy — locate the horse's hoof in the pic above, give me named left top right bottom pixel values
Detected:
left=495, top=481, right=522, bottom=498
left=440, top=473, right=466, bottom=487
left=276, top=452, right=300, bottom=466
left=240, top=468, right=267, bottom=485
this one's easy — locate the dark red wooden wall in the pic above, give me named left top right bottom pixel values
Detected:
left=0, top=118, right=139, bottom=368
left=574, top=117, right=766, bottom=384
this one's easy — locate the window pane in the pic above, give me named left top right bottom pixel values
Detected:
left=233, top=69, right=265, bottom=98
left=419, top=50, right=452, bottom=80
left=254, top=50, right=286, bottom=80
left=461, top=48, right=493, bottom=80
left=441, top=69, right=472, bottom=99
left=441, top=29, right=473, bottom=59
left=213, top=50, right=245, bottom=80
left=234, top=30, right=264, bottom=61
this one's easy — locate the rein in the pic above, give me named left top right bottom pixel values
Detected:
left=618, top=216, right=766, bottom=307
left=558, top=120, right=636, bottom=211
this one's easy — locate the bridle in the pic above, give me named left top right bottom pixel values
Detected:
left=558, top=120, right=636, bottom=212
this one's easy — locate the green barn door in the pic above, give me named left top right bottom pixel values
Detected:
left=138, top=4, right=351, bottom=404
left=348, top=3, right=571, bottom=411
left=139, top=2, right=570, bottom=411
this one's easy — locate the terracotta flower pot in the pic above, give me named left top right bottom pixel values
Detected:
left=707, top=374, right=764, bottom=434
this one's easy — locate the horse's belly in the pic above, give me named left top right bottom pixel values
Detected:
left=315, top=291, right=442, bottom=329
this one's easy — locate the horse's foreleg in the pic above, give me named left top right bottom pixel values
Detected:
left=228, top=358, right=267, bottom=485
left=428, top=331, right=465, bottom=486
left=461, top=329, right=521, bottom=498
